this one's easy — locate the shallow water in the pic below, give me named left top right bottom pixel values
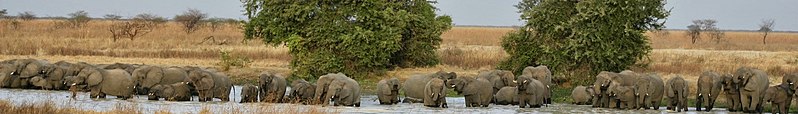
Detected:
left=0, top=86, right=733, bottom=113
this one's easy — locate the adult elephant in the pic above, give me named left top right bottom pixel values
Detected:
left=721, top=73, right=742, bottom=112
left=495, top=87, right=519, bottom=105
left=240, top=84, right=259, bottom=103
left=186, top=68, right=232, bottom=102
left=316, top=73, right=360, bottom=107
left=571, top=85, right=593, bottom=105
left=522, top=66, right=552, bottom=104
left=102, top=63, right=138, bottom=74
left=132, top=66, right=189, bottom=95
left=401, top=71, right=457, bottom=103
left=696, top=71, right=723, bottom=111
left=13, top=59, right=50, bottom=89
left=0, top=64, right=19, bottom=88
left=68, top=68, right=135, bottom=99
left=635, top=73, right=664, bottom=110
left=665, top=75, right=688, bottom=112
left=29, top=65, right=71, bottom=90
left=516, top=75, right=546, bottom=108
left=259, top=72, right=286, bottom=103
left=424, top=78, right=447, bottom=108
left=148, top=82, right=192, bottom=101
left=288, top=79, right=316, bottom=104
left=447, top=76, right=492, bottom=107
left=608, top=84, right=636, bottom=109
left=592, top=71, right=619, bottom=108
left=377, top=78, right=401, bottom=105
left=477, top=70, right=516, bottom=95
left=734, top=67, right=769, bottom=113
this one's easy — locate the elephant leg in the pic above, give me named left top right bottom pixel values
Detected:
left=519, top=97, right=527, bottom=108
left=696, top=96, right=703, bottom=111
left=741, top=94, right=751, bottom=112
left=89, top=87, right=101, bottom=98
left=749, top=94, right=761, bottom=112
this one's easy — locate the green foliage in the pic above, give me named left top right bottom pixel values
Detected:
left=217, top=50, right=253, bottom=71
left=499, top=0, right=669, bottom=85
left=243, top=0, right=451, bottom=80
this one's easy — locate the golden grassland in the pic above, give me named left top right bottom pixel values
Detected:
left=0, top=99, right=336, bottom=114
left=2, top=19, right=798, bottom=98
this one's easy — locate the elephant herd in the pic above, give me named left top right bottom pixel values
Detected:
left=575, top=66, right=798, bottom=113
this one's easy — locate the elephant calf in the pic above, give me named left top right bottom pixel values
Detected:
left=288, top=79, right=316, bottom=104
left=571, top=86, right=593, bottom=105
left=721, top=74, right=742, bottom=112
left=240, top=84, right=259, bottom=103
left=764, top=85, right=793, bottom=114
left=149, top=82, right=192, bottom=101
left=494, top=87, right=519, bottom=105
left=377, top=78, right=401, bottom=105
left=665, top=76, right=688, bottom=112
left=448, top=76, right=492, bottom=107
left=424, top=78, right=447, bottom=108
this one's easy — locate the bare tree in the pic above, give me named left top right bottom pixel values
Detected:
left=686, top=19, right=724, bottom=44
left=174, top=9, right=207, bottom=34
left=108, top=21, right=153, bottom=42
left=759, top=19, right=775, bottom=44
left=104, top=14, right=122, bottom=20
left=686, top=24, right=701, bottom=44
left=67, top=10, right=91, bottom=28
left=18, top=11, right=36, bottom=21
left=133, top=13, right=167, bottom=28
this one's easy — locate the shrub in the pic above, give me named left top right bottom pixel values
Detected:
left=67, top=10, right=91, bottom=28
left=174, top=9, right=207, bottom=34
left=133, top=13, right=167, bottom=28
left=217, top=50, right=252, bottom=71
left=18, top=11, right=36, bottom=21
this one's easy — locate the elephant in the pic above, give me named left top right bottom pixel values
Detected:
left=494, top=87, right=519, bottom=105
left=11, top=59, right=50, bottom=89
left=696, top=71, right=723, bottom=111
left=29, top=65, right=70, bottom=90
left=186, top=68, right=232, bottom=102
left=665, top=75, right=688, bottom=112
left=424, top=78, right=447, bottom=108
left=734, top=67, right=769, bottom=113
left=240, top=84, right=259, bottom=103
left=782, top=73, right=798, bottom=93
left=477, top=70, right=516, bottom=95
left=148, top=82, right=192, bottom=101
left=571, top=85, right=593, bottom=105
left=609, top=84, right=636, bottom=109
left=635, top=73, right=664, bottom=110
left=721, top=73, right=742, bottom=112
left=316, top=73, right=360, bottom=107
left=68, top=68, right=135, bottom=99
left=259, top=72, right=286, bottom=103
left=764, top=85, right=792, bottom=114
left=288, top=79, right=316, bottom=104
left=102, top=63, right=138, bottom=74
left=447, top=76, right=492, bottom=107
left=377, top=78, right=401, bottom=105
left=132, top=66, right=189, bottom=95
left=314, top=73, right=347, bottom=105
left=0, top=64, right=19, bottom=88
left=522, top=66, right=552, bottom=104
left=592, top=71, right=620, bottom=108
left=516, top=75, right=546, bottom=108
left=401, top=71, right=457, bottom=103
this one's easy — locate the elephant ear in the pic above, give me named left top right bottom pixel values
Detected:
left=380, top=83, right=393, bottom=95
left=196, top=73, right=214, bottom=91
left=142, top=67, right=164, bottom=88
left=86, top=69, right=103, bottom=86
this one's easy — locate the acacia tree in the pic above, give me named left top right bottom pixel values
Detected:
left=759, top=19, right=775, bottom=44
left=500, top=0, right=669, bottom=85
left=18, top=11, right=36, bottom=21
left=174, top=9, right=207, bottom=34
left=686, top=19, right=724, bottom=44
left=243, top=0, right=451, bottom=80
left=67, top=10, right=91, bottom=28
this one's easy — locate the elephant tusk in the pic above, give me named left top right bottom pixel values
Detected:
left=791, top=82, right=794, bottom=85
left=523, top=80, right=528, bottom=83
left=71, top=83, right=77, bottom=86
left=451, top=85, right=455, bottom=88
left=708, top=93, right=710, bottom=97
left=698, top=93, right=702, bottom=97
left=513, top=80, right=517, bottom=83
left=149, top=93, right=154, bottom=96
left=635, top=93, right=639, bottom=96
left=646, top=93, right=649, bottom=96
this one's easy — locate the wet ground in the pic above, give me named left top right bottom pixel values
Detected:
left=0, top=86, right=734, bottom=113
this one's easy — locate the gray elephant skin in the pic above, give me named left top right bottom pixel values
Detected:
left=571, top=85, right=593, bottom=105
left=696, top=71, right=722, bottom=111
left=259, top=72, right=286, bottom=103
left=495, top=87, right=519, bottom=105
left=522, top=66, right=552, bottom=104
left=401, top=71, right=456, bottom=103
left=186, top=68, right=232, bottom=102
left=477, top=70, right=516, bottom=95
left=240, top=84, right=259, bottom=103
left=447, top=76, right=492, bottom=107
left=665, top=75, right=688, bottom=112
left=288, top=79, right=316, bottom=104
left=149, top=82, right=192, bottom=101
left=377, top=78, right=401, bottom=105
left=592, top=71, right=618, bottom=108
left=721, top=73, right=742, bottom=112
left=734, top=67, right=769, bottom=113
left=424, top=78, right=447, bottom=108
left=132, top=66, right=189, bottom=95
left=517, top=75, right=546, bottom=108
left=635, top=73, right=664, bottom=110
left=69, top=68, right=135, bottom=99
left=608, top=84, right=636, bottom=109
left=314, top=73, right=360, bottom=107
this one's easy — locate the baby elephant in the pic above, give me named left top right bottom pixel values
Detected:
left=571, top=85, right=593, bottom=105
left=424, top=78, right=447, bottom=108
left=149, top=82, right=192, bottom=101
left=494, top=87, right=519, bottom=105
left=240, top=84, right=259, bottom=103
left=764, top=85, right=793, bottom=114
left=377, top=78, right=401, bottom=105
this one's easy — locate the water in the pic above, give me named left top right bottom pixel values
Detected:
left=0, top=86, right=732, bottom=113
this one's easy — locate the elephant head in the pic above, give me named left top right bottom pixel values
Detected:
left=29, top=76, right=50, bottom=89
left=148, top=84, right=171, bottom=100
left=19, top=59, right=49, bottom=78
left=72, top=67, right=104, bottom=87
left=132, top=66, right=165, bottom=94
left=0, top=64, right=16, bottom=87
left=781, top=73, right=798, bottom=92
left=496, top=70, right=517, bottom=87
left=433, top=71, right=457, bottom=82
left=186, top=69, right=214, bottom=92
left=384, top=78, right=400, bottom=95
left=290, top=79, right=314, bottom=101
left=323, top=80, right=351, bottom=106
left=424, top=78, right=447, bottom=108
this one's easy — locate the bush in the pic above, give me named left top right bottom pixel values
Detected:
left=174, top=9, right=207, bottom=34
left=18, top=11, right=36, bottom=21
left=243, top=0, right=451, bottom=80
left=217, top=50, right=253, bottom=71
left=67, top=10, right=91, bottom=28
left=132, top=13, right=167, bottom=28
left=499, top=0, right=669, bottom=85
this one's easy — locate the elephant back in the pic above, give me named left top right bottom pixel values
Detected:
left=403, top=73, right=435, bottom=100
left=19, top=60, right=49, bottom=78
left=100, top=69, right=135, bottom=97
left=162, top=67, right=189, bottom=86
left=211, top=72, right=233, bottom=98
left=496, top=87, right=519, bottom=104
left=522, top=66, right=552, bottom=87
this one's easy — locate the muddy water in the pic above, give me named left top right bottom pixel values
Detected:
left=0, top=86, right=731, bottom=113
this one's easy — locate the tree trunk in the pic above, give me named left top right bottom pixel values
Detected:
left=762, top=32, right=768, bottom=44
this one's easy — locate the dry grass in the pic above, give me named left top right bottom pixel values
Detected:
left=0, top=99, right=337, bottom=114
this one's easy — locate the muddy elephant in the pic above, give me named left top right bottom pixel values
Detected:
left=635, top=73, right=664, bottom=110
left=477, top=70, right=516, bottom=95
left=696, top=71, right=723, bottom=111
left=148, top=82, right=192, bottom=101
left=424, top=78, right=447, bottom=108
left=609, top=84, right=636, bottom=109
left=288, top=79, right=316, bottom=104
left=572, top=85, right=593, bottom=105
left=68, top=68, right=135, bottom=99
left=665, top=75, right=688, bottom=112
left=517, top=75, right=546, bottom=108
left=495, top=87, right=519, bottom=105
left=132, top=66, right=189, bottom=95
left=259, top=72, right=286, bottom=103
left=721, top=73, right=742, bottom=112
left=186, top=68, right=232, bottom=102
left=447, top=76, right=492, bottom=107
left=377, top=78, right=401, bottom=105
left=734, top=67, right=769, bottom=113
left=592, top=71, right=619, bottom=108
left=240, top=84, right=259, bottom=103
left=764, top=85, right=792, bottom=114
left=315, top=73, right=360, bottom=107
left=401, top=71, right=457, bottom=103
left=522, top=66, right=552, bottom=104
left=29, top=65, right=70, bottom=90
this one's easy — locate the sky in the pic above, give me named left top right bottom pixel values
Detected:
left=1, top=0, right=796, bottom=31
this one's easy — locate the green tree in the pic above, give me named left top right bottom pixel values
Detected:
left=500, top=0, right=669, bottom=85
left=243, top=0, right=451, bottom=80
